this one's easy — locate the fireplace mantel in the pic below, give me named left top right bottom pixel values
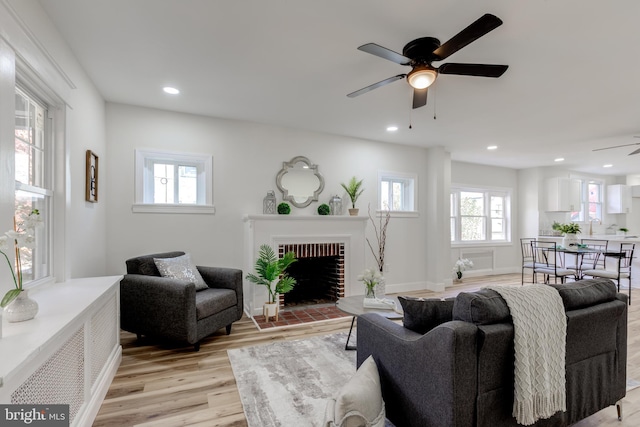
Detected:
left=243, top=214, right=368, bottom=316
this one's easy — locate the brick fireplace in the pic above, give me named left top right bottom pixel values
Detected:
left=278, top=242, right=345, bottom=307
left=243, top=214, right=368, bottom=317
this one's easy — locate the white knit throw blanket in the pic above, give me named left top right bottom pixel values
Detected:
left=485, top=285, right=567, bottom=426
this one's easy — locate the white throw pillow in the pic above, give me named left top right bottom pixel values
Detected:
left=324, top=355, right=386, bottom=427
left=154, top=253, right=208, bottom=291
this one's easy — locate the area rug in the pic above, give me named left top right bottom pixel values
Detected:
left=228, top=332, right=366, bottom=427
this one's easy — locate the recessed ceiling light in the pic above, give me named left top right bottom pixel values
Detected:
left=386, top=126, right=398, bottom=132
left=487, top=145, right=498, bottom=150
left=554, top=158, right=565, bottom=162
left=163, top=86, right=180, bottom=95
left=603, top=164, right=613, bottom=168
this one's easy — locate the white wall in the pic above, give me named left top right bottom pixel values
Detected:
left=0, top=0, right=108, bottom=295
left=105, top=103, right=432, bottom=289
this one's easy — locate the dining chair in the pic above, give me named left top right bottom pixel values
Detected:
left=582, top=243, right=635, bottom=304
left=579, top=239, right=609, bottom=270
left=520, top=237, right=537, bottom=285
left=532, top=241, right=577, bottom=284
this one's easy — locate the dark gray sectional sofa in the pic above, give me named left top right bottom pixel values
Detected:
left=357, top=278, right=627, bottom=427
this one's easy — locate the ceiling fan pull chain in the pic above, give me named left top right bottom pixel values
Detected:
left=433, top=84, right=437, bottom=120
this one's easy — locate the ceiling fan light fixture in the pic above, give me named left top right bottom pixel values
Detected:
left=407, top=67, right=437, bottom=89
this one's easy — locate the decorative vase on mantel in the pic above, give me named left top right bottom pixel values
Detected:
left=348, top=208, right=359, bottom=216
left=456, top=271, right=463, bottom=281
left=4, top=289, right=39, bottom=323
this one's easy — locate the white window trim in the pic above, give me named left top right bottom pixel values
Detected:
left=451, top=185, right=511, bottom=245
left=377, top=170, right=418, bottom=216
left=133, top=148, right=215, bottom=214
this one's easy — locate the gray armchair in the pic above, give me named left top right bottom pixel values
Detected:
left=120, top=251, right=243, bottom=351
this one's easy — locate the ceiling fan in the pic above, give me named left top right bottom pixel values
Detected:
left=347, top=13, right=509, bottom=109
left=592, top=137, right=640, bottom=156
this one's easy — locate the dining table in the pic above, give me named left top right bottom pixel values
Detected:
left=554, top=244, right=622, bottom=280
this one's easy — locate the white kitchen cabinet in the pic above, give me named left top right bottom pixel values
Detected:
left=607, top=184, right=632, bottom=214
left=545, top=177, right=581, bottom=212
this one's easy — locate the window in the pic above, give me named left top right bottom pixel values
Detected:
left=134, top=149, right=214, bottom=214
left=451, top=186, right=510, bottom=244
left=571, top=180, right=602, bottom=223
left=378, top=171, right=417, bottom=214
left=14, top=87, right=52, bottom=284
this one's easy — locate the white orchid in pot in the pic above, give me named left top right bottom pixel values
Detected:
left=453, top=258, right=473, bottom=280
left=1, top=209, right=43, bottom=321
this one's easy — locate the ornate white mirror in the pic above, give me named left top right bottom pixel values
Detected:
left=276, top=156, right=325, bottom=208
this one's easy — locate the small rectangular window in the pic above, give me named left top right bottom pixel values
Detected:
left=378, top=171, right=417, bottom=214
left=134, top=149, right=214, bottom=214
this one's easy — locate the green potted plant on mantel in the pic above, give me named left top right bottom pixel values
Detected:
left=552, top=222, right=581, bottom=247
left=340, top=176, right=364, bottom=216
left=245, top=244, right=297, bottom=321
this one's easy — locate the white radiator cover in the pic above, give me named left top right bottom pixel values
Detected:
left=0, top=276, right=122, bottom=427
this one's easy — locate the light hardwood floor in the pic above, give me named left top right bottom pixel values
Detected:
left=94, top=274, right=640, bottom=426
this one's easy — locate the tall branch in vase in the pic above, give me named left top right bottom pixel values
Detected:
left=366, top=204, right=390, bottom=273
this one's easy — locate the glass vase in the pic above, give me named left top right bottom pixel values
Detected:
left=365, top=286, right=375, bottom=299
left=375, top=277, right=386, bottom=299
left=4, top=289, right=39, bottom=323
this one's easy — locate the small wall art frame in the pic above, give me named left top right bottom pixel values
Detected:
left=86, top=150, right=99, bottom=203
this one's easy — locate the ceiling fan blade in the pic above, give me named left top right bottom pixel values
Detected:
left=432, top=14, right=503, bottom=61
left=592, top=142, right=640, bottom=152
left=357, top=43, right=412, bottom=65
left=629, top=147, right=640, bottom=155
left=438, top=63, right=508, bottom=77
left=347, top=74, right=406, bottom=98
left=412, top=88, right=428, bottom=109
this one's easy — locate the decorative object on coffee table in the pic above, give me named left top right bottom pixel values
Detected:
left=341, top=176, right=364, bottom=216
left=452, top=258, right=473, bottom=280
left=1, top=209, right=43, bottom=322
left=277, top=202, right=291, bottom=215
left=367, top=204, right=390, bottom=298
left=246, top=244, right=297, bottom=321
left=263, top=190, right=277, bottom=214
left=358, top=268, right=382, bottom=300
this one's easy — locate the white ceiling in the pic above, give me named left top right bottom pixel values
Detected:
left=38, top=0, right=640, bottom=176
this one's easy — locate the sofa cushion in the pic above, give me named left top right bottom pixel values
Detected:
left=549, top=278, right=616, bottom=310
left=453, top=288, right=511, bottom=325
left=323, top=355, right=386, bottom=427
left=154, top=253, right=208, bottom=291
left=398, top=296, right=455, bottom=334
left=126, top=251, right=186, bottom=276
left=195, top=288, right=237, bottom=320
